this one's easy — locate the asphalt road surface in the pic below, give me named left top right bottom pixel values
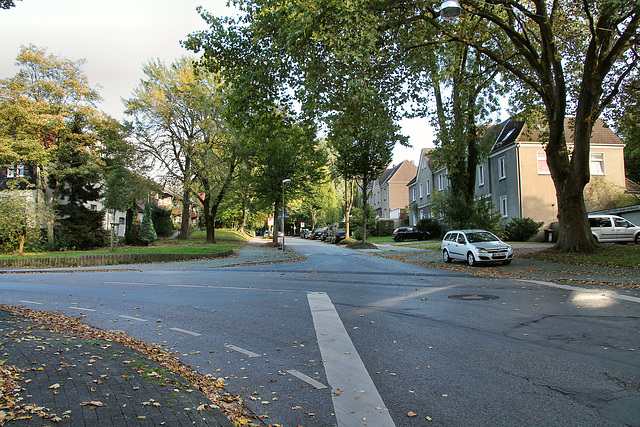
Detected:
left=1, top=238, right=639, bottom=426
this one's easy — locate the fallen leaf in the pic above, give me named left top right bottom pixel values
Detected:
left=80, top=401, right=105, bottom=407
left=407, top=411, right=418, bottom=417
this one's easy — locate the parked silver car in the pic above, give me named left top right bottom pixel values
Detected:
left=441, top=229, right=514, bottom=266
left=589, top=215, right=640, bottom=244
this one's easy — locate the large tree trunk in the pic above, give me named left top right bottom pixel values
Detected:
left=361, top=176, right=369, bottom=244
left=546, top=114, right=596, bottom=252
left=344, top=177, right=354, bottom=238
left=273, top=200, right=280, bottom=245
left=179, top=156, right=192, bottom=240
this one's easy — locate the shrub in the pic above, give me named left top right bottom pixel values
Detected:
left=377, top=219, right=396, bottom=236
left=151, top=205, right=174, bottom=237
left=504, top=217, right=544, bottom=242
left=416, top=218, right=445, bottom=239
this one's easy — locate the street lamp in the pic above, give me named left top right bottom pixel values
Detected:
left=440, top=0, right=461, bottom=20
left=281, top=178, right=292, bottom=251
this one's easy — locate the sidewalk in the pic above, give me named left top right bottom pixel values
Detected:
left=0, top=309, right=236, bottom=426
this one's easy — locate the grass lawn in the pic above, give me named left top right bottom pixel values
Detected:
left=0, top=229, right=250, bottom=259
left=522, top=243, right=640, bottom=269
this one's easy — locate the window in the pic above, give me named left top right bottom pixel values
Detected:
left=426, top=179, right=431, bottom=195
left=6, top=164, right=24, bottom=178
left=499, top=195, right=508, bottom=217
left=498, top=157, right=506, bottom=179
left=419, top=210, right=424, bottom=220
left=437, top=174, right=444, bottom=191
left=118, top=217, right=125, bottom=225
left=421, top=158, right=427, bottom=169
left=411, top=187, right=416, bottom=202
left=90, top=204, right=97, bottom=211
left=590, top=152, right=605, bottom=175
left=478, top=164, right=485, bottom=186
left=537, top=151, right=550, bottom=174
left=419, top=183, right=423, bottom=198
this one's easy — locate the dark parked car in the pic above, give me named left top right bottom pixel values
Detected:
left=392, top=226, right=428, bottom=242
left=331, top=230, right=347, bottom=244
left=320, top=229, right=333, bottom=241
left=311, top=227, right=326, bottom=239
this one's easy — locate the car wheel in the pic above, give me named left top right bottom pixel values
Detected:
left=467, top=252, right=476, bottom=267
left=443, top=250, right=451, bottom=263
left=502, top=260, right=512, bottom=265
left=592, top=234, right=599, bottom=243
left=636, top=233, right=640, bottom=245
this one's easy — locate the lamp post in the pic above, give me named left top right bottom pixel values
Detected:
left=281, top=178, right=291, bottom=251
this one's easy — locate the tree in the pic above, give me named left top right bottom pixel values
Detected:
left=608, top=77, right=640, bottom=183
left=125, top=58, right=223, bottom=240
left=0, top=193, right=39, bottom=254
left=138, top=203, right=157, bottom=246
left=0, top=0, right=20, bottom=10
left=0, top=45, right=103, bottom=242
left=421, top=1, right=640, bottom=252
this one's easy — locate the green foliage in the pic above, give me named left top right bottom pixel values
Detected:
left=53, top=207, right=107, bottom=251
left=151, top=205, right=174, bottom=237
left=417, top=218, right=446, bottom=239
left=138, top=204, right=157, bottom=246
left=125, top=208, right=140, bottom=246
left=0, top=195, right=40, bottom=253
left=504, top=218, right=545, bottom=242
left=351, top=205, right=376, bottom=240
left=432, top=189, right=503, bottom=235
left=377, top=219, right=396, bottom=237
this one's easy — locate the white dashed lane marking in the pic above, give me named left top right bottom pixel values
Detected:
left=225, top=344, right=261, bottom=358
left=170, top=327, right=202, bottom=337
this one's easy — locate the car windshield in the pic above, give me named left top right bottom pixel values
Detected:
left=465, top=231, right=500, bottom=243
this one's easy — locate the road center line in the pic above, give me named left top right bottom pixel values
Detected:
left=170, top=327, right=202, bottom=337
left=519, top=280, right=640, bottom=304
left=308, top=292, right=395, bottom=427
left=68, top=306, right=96, bottom=312
left=286, top=369, right=327, bottom=389
left=118, top=315, right=148, bottom=322
left=224, top=344, right=261, bottom=357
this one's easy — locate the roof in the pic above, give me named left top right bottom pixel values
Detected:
left=378, top=160, right=418, bottom=186
left=490, top=117, right=623, bottom=153
left=627, top=178, right=640, bottom=194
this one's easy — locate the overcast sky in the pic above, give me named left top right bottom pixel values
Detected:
left=0, top=0, right=431, bottom=164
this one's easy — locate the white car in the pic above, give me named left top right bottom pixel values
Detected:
left=589, top=215, right=640, bottom=244
left=441, top=229, right=514, bottom=266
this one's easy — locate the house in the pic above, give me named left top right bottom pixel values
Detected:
left=407, top=149, right=449, bottom=225
left=486, top=117, right=626, bottom=228
left=407, top=117, right=628, bottom=237
left=367, top=160, right=417, bottom=219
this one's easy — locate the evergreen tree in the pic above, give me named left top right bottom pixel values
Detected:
left=138, top=204, right=157, bottom=246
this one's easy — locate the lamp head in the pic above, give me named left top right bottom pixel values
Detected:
left=282, top=178, right=292, bottom=184
left=440, top=0, right=461, bottom=20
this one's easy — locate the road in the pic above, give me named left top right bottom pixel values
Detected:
left=1, top=238, right=639, bottom=426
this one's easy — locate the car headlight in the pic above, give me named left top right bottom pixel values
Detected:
left=477, top=247, right=488, bottom=253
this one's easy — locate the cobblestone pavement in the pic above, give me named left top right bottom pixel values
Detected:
left=0, top=310, right=234, bottom=426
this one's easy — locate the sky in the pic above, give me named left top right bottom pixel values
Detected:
left=0, top=0, right=432, bottom=165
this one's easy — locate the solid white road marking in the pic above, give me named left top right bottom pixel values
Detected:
left=225, top=344, right=261, bottom=358
left=167, top=284, right=205, bottom=288
left=519, top=280, right=640, bottom=304
left=68, top=306, right=96, bottom=312
left=104, top=282, right=160, bottom=286
left=19, top=300, right=44, bottom=305
left=308, top=291, right=395, bottom=427
left=118, top=315, right=148, bottom=322
left=170, top=327, right=202, bottom=337
left=286, top=369, right=327, bottom=389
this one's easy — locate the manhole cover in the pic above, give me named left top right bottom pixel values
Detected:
left=448, top=294, right=499, bottom=301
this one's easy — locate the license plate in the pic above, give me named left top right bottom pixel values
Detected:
left=492, top=254, right=506, bottom=259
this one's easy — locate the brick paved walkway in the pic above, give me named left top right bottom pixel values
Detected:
left=0, top=310, right=233, bottom=426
